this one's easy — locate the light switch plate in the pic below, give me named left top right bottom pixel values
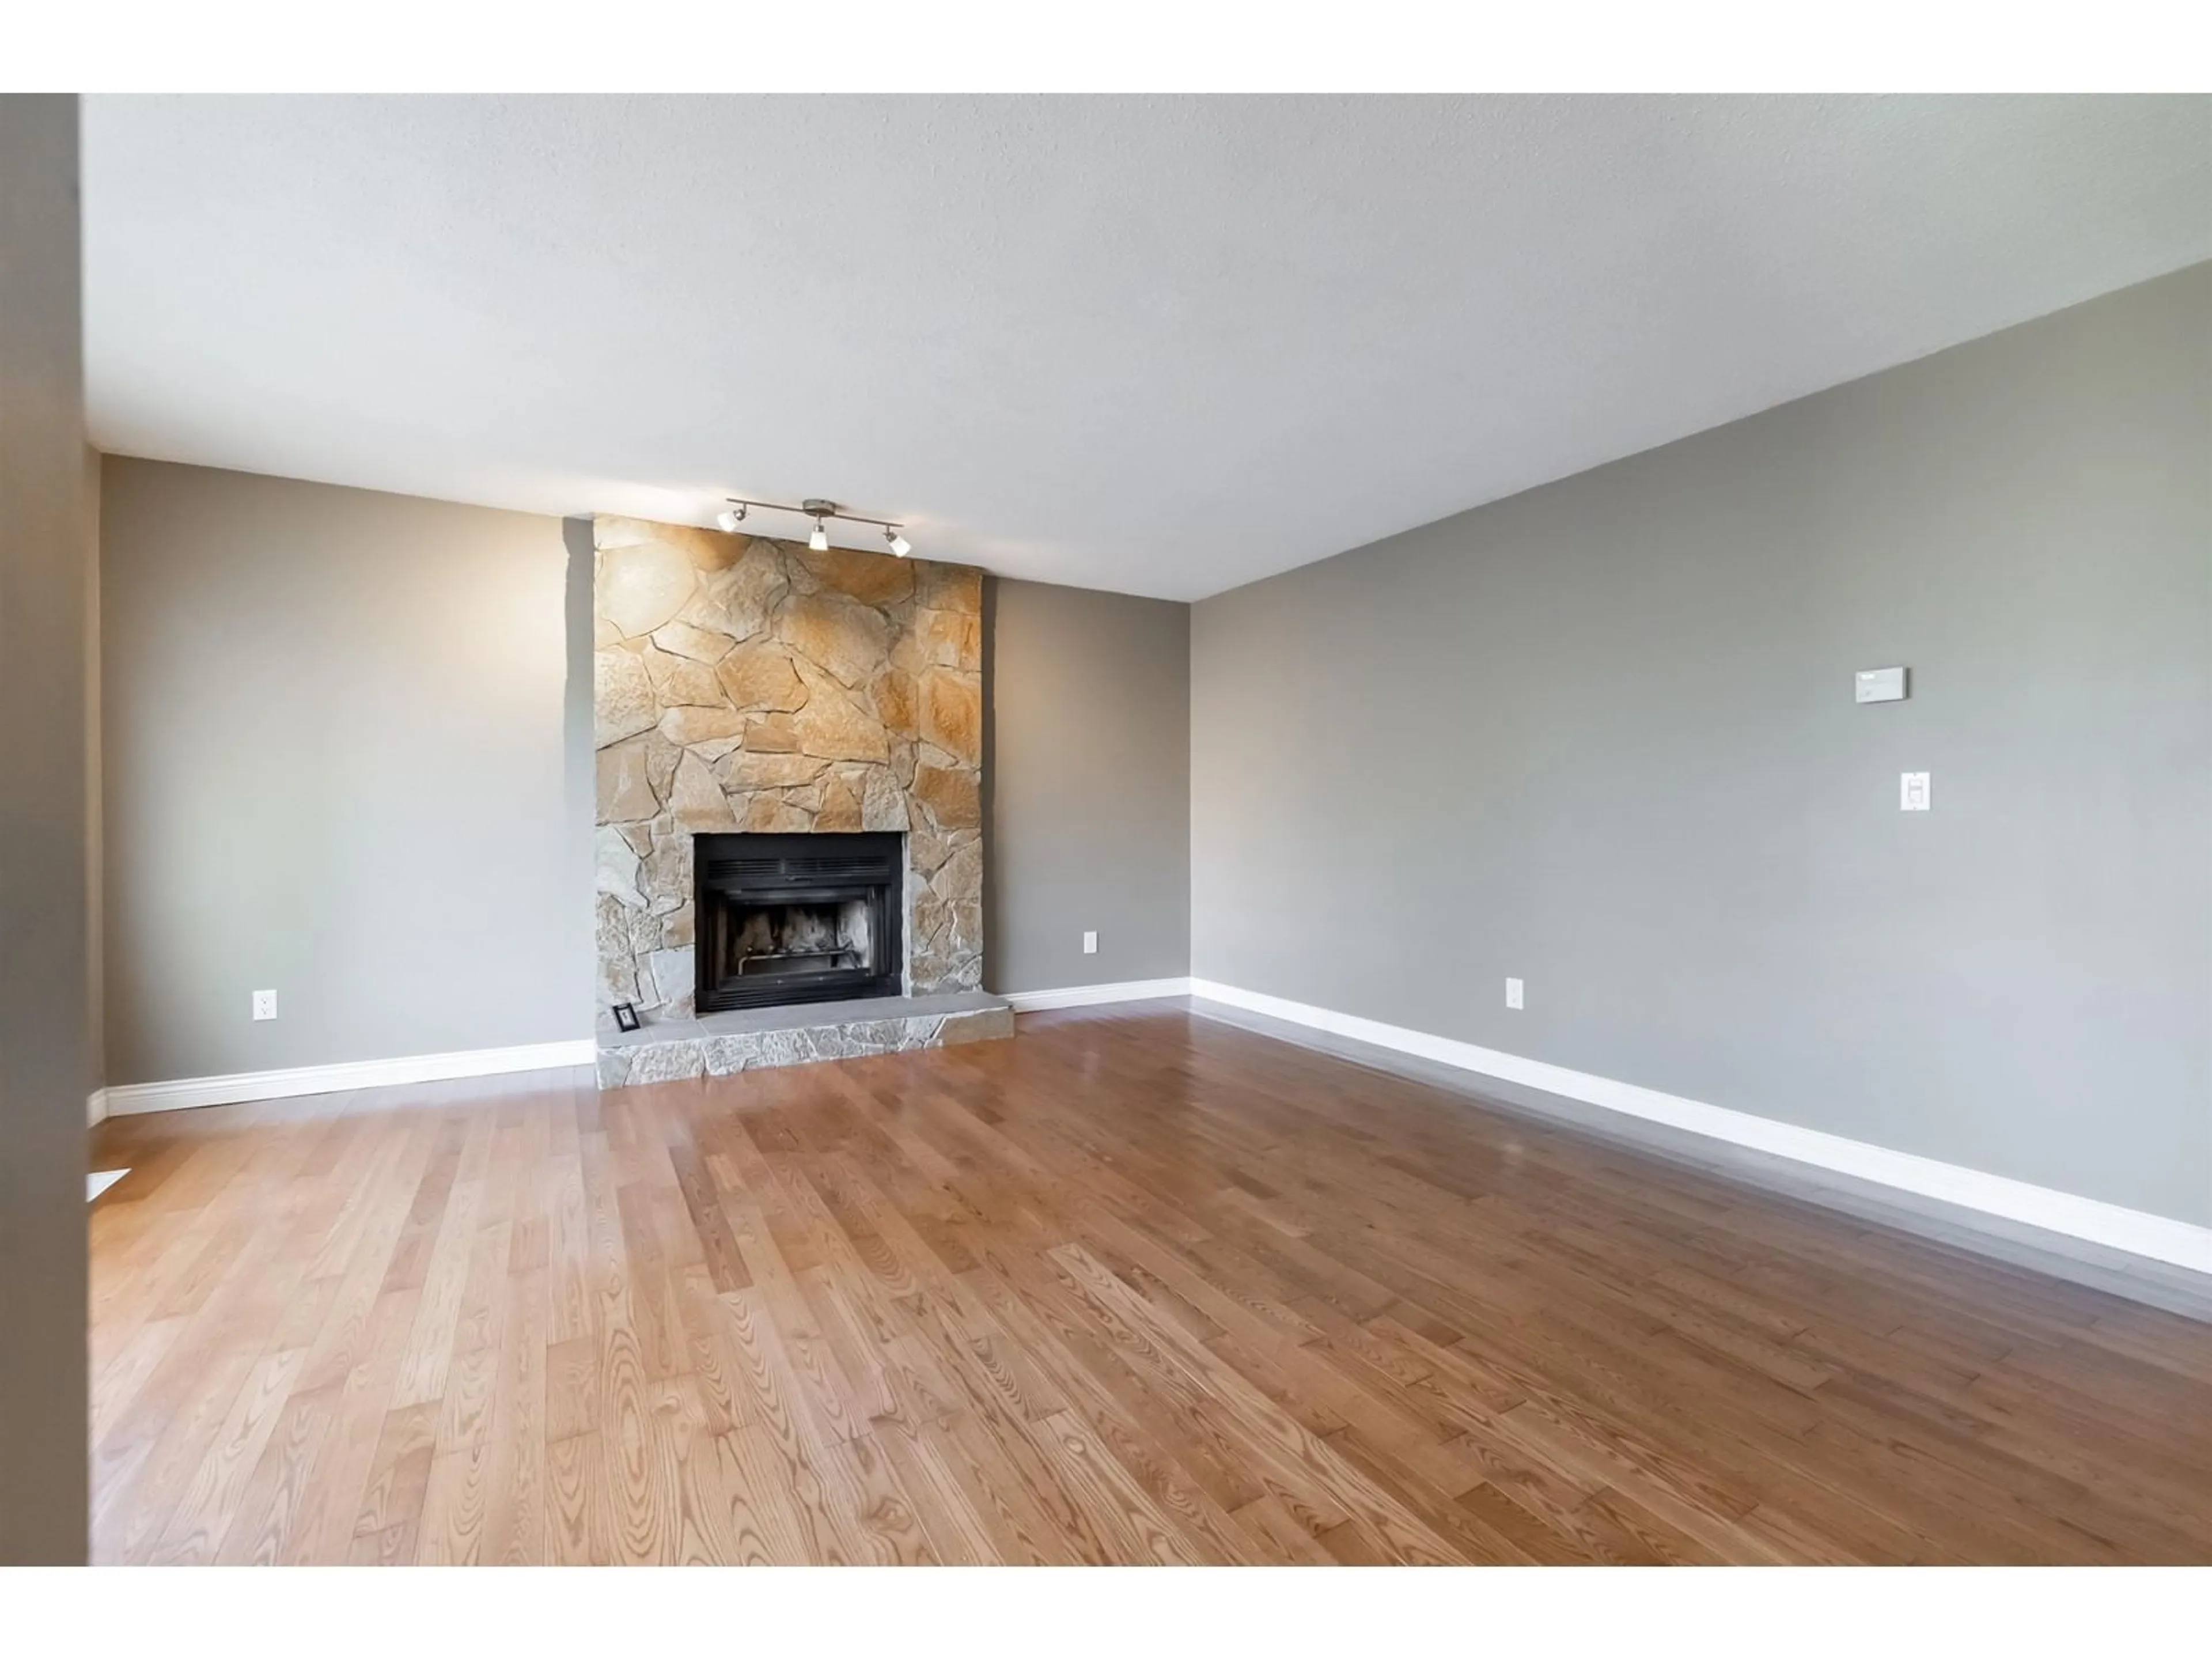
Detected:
left=1856, top=666, right=1908, bottom=703
left=1082, top=931, right=1098, bottom=955
left=1900, top=772, right=1931, bottom=812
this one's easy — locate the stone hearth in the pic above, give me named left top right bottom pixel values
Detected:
left=592, top=514, right=1006, bottom=1081
left=595, top=991, right=1013, bottom=1088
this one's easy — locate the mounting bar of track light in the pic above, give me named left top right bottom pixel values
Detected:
left=715, top=495, right=913, bottom=558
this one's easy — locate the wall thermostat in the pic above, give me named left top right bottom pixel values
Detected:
left=1855, top=666, right=1908, bottom=704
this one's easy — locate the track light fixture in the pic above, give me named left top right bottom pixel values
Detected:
left=715, top=494, right=914, bottom=559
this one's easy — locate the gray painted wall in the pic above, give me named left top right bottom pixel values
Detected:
left=0, top=93, right=91, bottom=1563
left=988, top=577, right=1191, bottom=993
left=100, top=460, right=593, bottom=1083
left=1192, top=264, right=2212, bottom=1226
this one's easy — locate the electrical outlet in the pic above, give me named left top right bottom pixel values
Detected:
left=1900, top=771, right=1931, bottom=812
left=1082, top=931, right=1098, bottom=955
left=1505, top=978, right=1524, bottom=1010
left=252, top=988, right=278, bottom=1021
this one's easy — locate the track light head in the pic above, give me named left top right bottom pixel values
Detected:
left=885, top=527, right=911, bottom=558
left=808, top=518, right=830, bottom=553
left=715, top=504, right=747, bottom=533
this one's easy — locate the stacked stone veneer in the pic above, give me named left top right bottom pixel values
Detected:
left=593, top=514, right=986, bottom=1037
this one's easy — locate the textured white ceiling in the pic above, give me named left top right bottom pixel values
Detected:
left=84, top=94, right=2211, bottom=600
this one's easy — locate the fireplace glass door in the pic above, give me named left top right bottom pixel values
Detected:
left=694, top=832, right=903, bottom=1012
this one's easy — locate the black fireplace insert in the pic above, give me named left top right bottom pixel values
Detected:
left=693, top=831, right=904, bottom=1013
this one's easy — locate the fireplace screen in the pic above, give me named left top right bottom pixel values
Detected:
left=694, top=832, right=903, bottom=1013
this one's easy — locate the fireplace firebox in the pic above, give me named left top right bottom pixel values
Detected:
left=693, top=832, right=904, bottom=1013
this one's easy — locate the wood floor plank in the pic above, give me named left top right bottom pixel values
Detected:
left=348, top=1399, right=440, bottom=1552
left=812, top=1433, right=940, bottom=1565
left=86, top=1013, right=2212, bottom=1563
left=543, top=1432, right=597, bottom=1565
left=1026, top=1409, right=1211, bottom=1565
left=713, top=1421, right=821, bottom=1565
left=211, top=1381, right=342, bottom=1565
left=146, top=1347, right=308, bottom=1565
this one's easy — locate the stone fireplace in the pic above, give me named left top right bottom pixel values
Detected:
left=592, top=514, right=1010, bottom=1085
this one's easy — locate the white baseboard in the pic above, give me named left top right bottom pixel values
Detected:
left=102, top=1038, right=597, bottom=1116
left=1004, top=976, right=1194, bottom=1013
left=1188, top=978, right=2212, bottom=1278
left=88, top=1088, right=108, bottom=1128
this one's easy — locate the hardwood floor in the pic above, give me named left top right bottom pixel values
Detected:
left=88, top=1005, right=2212, bottom=1565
